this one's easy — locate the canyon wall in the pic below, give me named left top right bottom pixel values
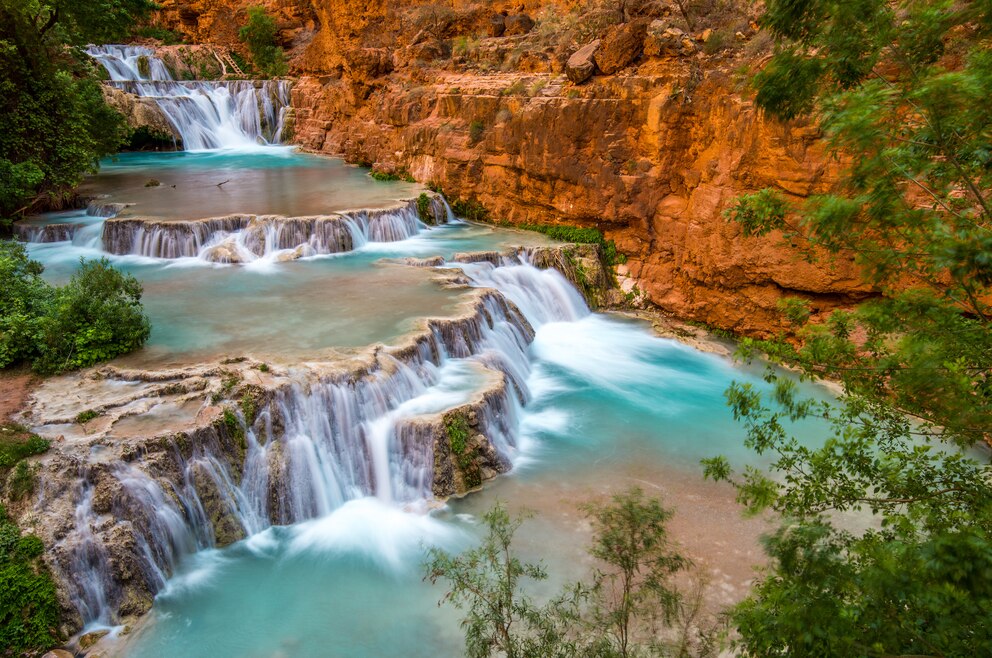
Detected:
left=150, top=0, right=874, bottom=336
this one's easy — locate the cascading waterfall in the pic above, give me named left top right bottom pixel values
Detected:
left=58, top=254, right=588, bottom=628
left=87, top=45, right=290, bottom=151
left=18, top=197, right=447, bottom=264
left=103, top=202, right=434, bottom=263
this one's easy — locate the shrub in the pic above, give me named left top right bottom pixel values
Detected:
left=132, top=25, right=184, bottom=45
left=467, top=120, right=485, bottom=145
left=31, top=257, right=151, bottom=374
left=0, top=428, right=49, bottom=470
left=239, top=6, right=289, bottom=77
left=0, top=506, right=61, bottom=654
left=511, top=223, right=627, bottom=266
left=8, top=462, right=36, bottom=500
left=416, top=193, right=433, bottom=223
left=0, top=242, right=52, bottom=369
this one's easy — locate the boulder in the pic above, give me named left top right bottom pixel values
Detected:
left=595, top=18, right=649, bottom=74
left=79, top=629, right=109, bottom=651
left=488, top=13, right=506, bottom=37
left=504, top=14, right=535, bottom=36
left=404, top=40, right=448, bottom=64
left=644, top=21, right=697, bottom=57
left=101, top=86, right=180, bottom=145
left=566, top=40, right=601, bottom=84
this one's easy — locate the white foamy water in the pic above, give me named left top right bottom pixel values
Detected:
left=87, top=45, right=290, bottom=151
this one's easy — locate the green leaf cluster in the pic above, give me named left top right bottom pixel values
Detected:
left=238, top=6, right=288, bottom=78
left=426, top=490, right=717, bottom=658
left=0, top=0, right=155, bottom=219
left=713, top=1, right=992, bottom=654
left=0, top=505, right=60, bottom=654
left=0, top=241, right=151, bottom=373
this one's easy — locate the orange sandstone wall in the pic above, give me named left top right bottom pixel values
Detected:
left=152, top=0, right=875, bottom=336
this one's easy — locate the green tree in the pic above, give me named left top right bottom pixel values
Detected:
left=34, top=257, right=151, bottom=373
left=705, top=1, right=992, bottom=655
left=425, top=504, right=584, bottom=658
left=583, top=488, right=692, bottom=658
left=0, top=0, right=155, bottom=220
left=0, top=241, right=53, bottom=368
left=238, top=6, right=288, bottom=77
left=426, top=492, right=715, bottom=658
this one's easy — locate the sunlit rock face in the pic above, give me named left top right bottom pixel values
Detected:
left=147, top=0, right=872, bottom=336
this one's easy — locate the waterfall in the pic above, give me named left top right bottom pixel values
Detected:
left=86, top=45, right=290, bottom=151
left=46, top=254, right=587, bottom=628
left=101, top=203, right=431, bottom=262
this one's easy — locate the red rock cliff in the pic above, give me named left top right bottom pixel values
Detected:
left=152, top=0, right=874, bottom=336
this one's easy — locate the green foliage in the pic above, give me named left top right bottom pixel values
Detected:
left=451, top=198, right=490, bottom=222
left=238, top=6, right=289, bottom=77
left=74, top=409, right=99, bottom=425
left=239, top=389, right=259, bottom=426
left=445, top=414, right=469, bottom=455
left=511, top=223, right=627, bottom=267
left=583, top=488, right=696, bottom=657
left=0, top=425, right=49, bottom=485
left=468, top=120, right=486, bottom=145
left=426, top=491, right=716, bottom=658
left=445, top=413, right=481, bottom=488
left=724, top=188, right=789, bottom=238
left=222, top=407, right=246, bottom=452
left=131, top=24, right=184, bottom=45
left=0, top=241, right=52, bottom=368
left=8, top=461, right=36, bottom=500
left=416, top=193, right=433, bottom=223
left=369, top=168, right=414, bottom=183
left=0, top=0, right=154, bottom=218
left=712, top=3, right=992, bottom=653
left=0, top=506, right=60, bottom=654
left=1, top=243, right=150, bottom=373
left=33, top=257, right=150, bottom=374
left=425, top=504, right=585, bottom=658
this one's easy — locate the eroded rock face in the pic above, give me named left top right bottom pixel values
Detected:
left=289, top=69, right=871, bottom=336
left=147, top=0, right=868, bottom=337
left=504, top=14, right=535, bottom=36
left=644, top=21, right=696, bottom=58
left=101, top=86, right=180, bottom=146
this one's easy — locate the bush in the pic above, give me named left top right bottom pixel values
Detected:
left=426, top=490, right=718, bottom=658
left=132, top=25, right=184, bottom=45
left=513, top=223, right=627, bottom=266
left=33, top=258, right=151, bottom=374
left=0, top=506, right=61, bottom=654
left=0, top=429, right=49, bottom=470
left=239, top=6, right=289, bottom=77
left=0, top=243, right=150, bottom=374
left=0, top=242, right=53, bottom=368
left=468, top=120, right=485, bottom=145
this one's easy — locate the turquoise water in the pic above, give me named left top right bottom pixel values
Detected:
left=120, top=311, right=815, bottom=657
left=21, top=150, right=831, bottom=657
left=27, top=203, right=557, bottom=366
left=79, top=150, right=423, bottom=220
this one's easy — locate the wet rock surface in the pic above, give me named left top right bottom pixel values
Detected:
left=3, top=244, right=605, bottom=635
